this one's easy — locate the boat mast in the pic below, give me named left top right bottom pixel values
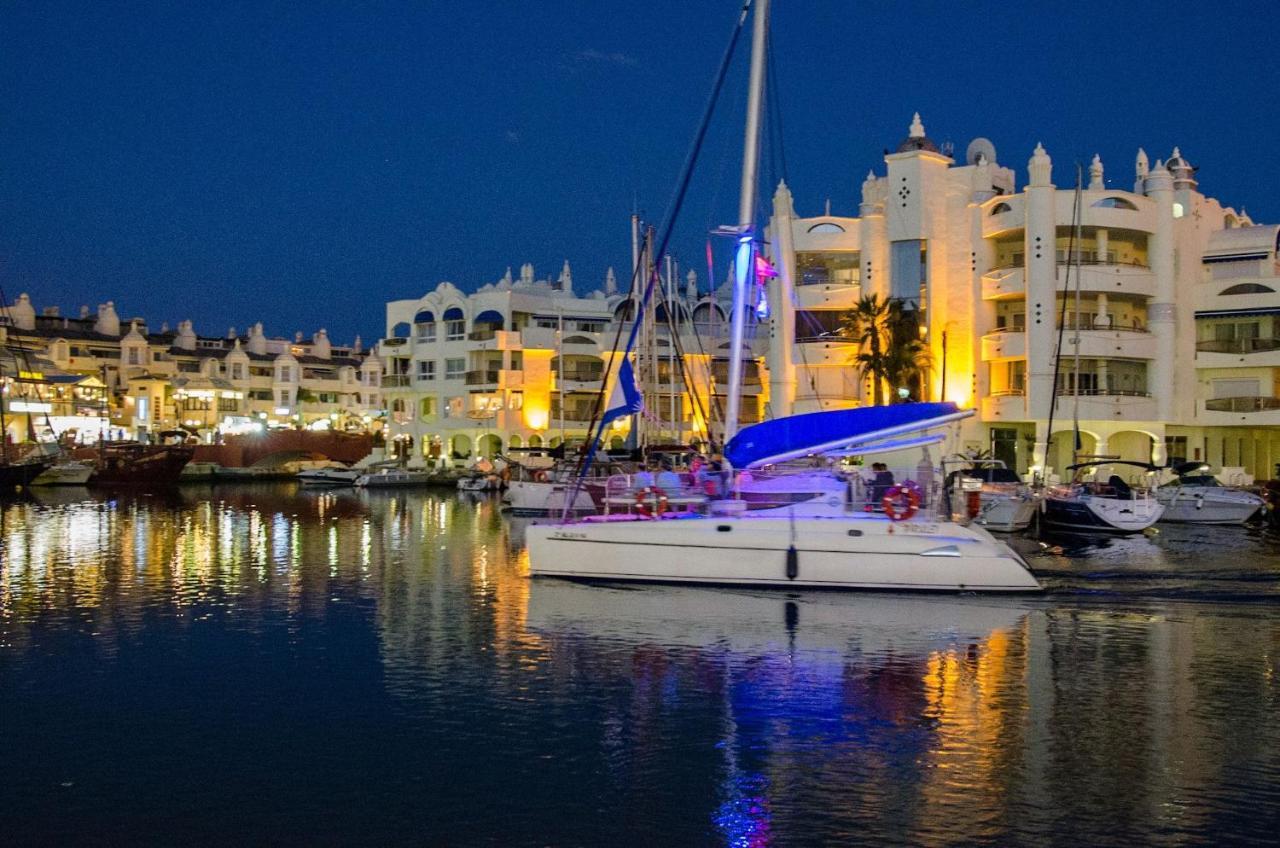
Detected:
left=1070, top=166, right=1084, bottom=463
left=724, top=0, right=769, bottom=445
left=0, top=361, right=8, bottom=464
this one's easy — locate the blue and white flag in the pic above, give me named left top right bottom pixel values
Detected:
left=600, top=358, right=643, bottom=426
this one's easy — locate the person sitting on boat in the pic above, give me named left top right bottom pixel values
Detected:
left=869, top=463, right=896, bottom=507
left=655, top=460, right=682, bottom=494
left=633, top=458, right=659, bottom=490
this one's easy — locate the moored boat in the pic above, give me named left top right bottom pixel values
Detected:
left=943, top=458, right=1038, bottom=532
left=354, top=467, right=431, bottom=488
left=89, top=443, right=195, bottom=487
left=1040, top=461, right=1164, bottom=535
left=1156, top=462, right=1264, bottom=524
left=31, top=460, right=94, bottom=486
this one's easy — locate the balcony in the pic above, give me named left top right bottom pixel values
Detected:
left=981, top=267, right=1025, bottom=301
left=1197, top=338, right=1280, bottom=354
left=981, top=391, right=1027, bottom=421
left=1205, top=396, right=1280, bottom=412
left=464, top=369, right=500, bottom=386
left=1054, top=390, right=1157, bottom=420
left=550, top=408, right=597, bottom=423
left=381, top=375, right=411, bottom=388
left=981, top=330, right=1026, bottom=361
left=560, top=367, right=604, bottom=384
left=1199, top=396, right=1280, bottom=426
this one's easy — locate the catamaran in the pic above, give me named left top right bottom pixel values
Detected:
left=525, top=0, right=1039, bottom=593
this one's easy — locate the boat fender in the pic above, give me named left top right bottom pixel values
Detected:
left=785, top=545, right=799, bottom=580
left=882, top=483, right=921, bottom=521
left=634, top=486, right=669, bottom=518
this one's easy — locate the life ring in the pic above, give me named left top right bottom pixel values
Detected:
left=882, top=482, right=920, bottom=521
left=533, top=469, right=550, bottom=483
left=634, top=486, right=669, bottom=518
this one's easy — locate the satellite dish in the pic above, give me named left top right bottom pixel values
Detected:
left=966, top=137, right=997, bottom=166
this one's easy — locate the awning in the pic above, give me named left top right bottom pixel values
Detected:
left=1195, top=307, right=1280, bottom=319
left=725, top=402, right=972, bottom=468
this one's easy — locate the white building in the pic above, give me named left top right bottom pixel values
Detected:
left=767, top=114, right=1280, bottom=480
left=0, top=297, right=383, bottom=439
left=379, top=260, right=755, bottom=462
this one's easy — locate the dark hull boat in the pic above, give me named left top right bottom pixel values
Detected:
left=0, top=457, right=54, bottom=493
left=90, top=444, right=195, bottom=487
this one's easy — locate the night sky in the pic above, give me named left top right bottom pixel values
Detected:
left=3, top=1, right=1276, bottom=344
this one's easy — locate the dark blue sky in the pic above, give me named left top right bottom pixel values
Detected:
left=3, top=1, right=1276, bottom=343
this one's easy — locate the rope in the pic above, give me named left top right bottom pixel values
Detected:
left=561, top=1, right=754, bottom=520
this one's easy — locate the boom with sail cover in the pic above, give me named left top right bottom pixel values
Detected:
left=724, top=402, right=970, bottom=468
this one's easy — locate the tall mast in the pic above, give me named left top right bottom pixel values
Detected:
left=724, top=0, right=769, bottom=444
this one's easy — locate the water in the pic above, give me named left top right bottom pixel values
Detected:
left=2, top=486, right=1277, bottom=846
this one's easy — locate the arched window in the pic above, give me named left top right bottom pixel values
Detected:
left=1092, top=197, right=1138, bottom=210
left=413, top=310, right=436, bottom=342
left=562, top=335, right=595, bottom=346
left=442, top=306, right=465, bottom=341
left=1220, top=283, right=1276, bottom=295
left=807, top=222, right=845, bottom=233
left=391, top=322, right=411, bottom=339
left=989, top=202, right=1013, bottom=215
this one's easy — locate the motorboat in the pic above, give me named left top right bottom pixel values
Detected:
left=354, top=467, right=432, bottom=488
left=529, top=405, right=1042, bottom=593
left=1156, top=461, right=1263, bottom=524
left=942, top=458, right=1038, bottom=532
left=31, top=460, right=94, bottom=486
left=504, top=458, right=635, bottom=515
left=297, top=465, right=362, bottom=486
left=1040, top=460, right=1164, bottom=535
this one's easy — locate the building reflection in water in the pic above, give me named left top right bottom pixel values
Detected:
left=1, top=488, right=1277, bottom=844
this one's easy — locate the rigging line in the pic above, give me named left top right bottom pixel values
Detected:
left=564, top=0, right=754, bottom=514
left=1044, top=165, right=1084, bottom=471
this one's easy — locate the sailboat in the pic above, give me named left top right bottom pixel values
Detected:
left=526, top=0, right=1040, bottom=593
left=0, top=352, right=54, bottom=493
left=1038, top=168, right=1162, bottom=535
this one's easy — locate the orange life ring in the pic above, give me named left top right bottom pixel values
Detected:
left=533, top=469, right=550, bottom=483
left=882, top=484, right=920, bottom=521
left=634, top=486, right=669, bottom=518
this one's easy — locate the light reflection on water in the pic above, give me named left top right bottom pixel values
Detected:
left=1, top=486, right=1278, bottom=846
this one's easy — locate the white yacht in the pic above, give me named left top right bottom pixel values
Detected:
left=1156, top=462, right=1264, bottom=524
left=353, top=467, right=432, bottom=488
left=1040, top=461, right=1164, bottom=535
left=528, top=405, right=1041, bottom=592
left=942, top=458, right=1038, bottom=532
left=297, top=465, right=362, bottom=486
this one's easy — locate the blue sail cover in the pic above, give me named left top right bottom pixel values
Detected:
left=724, top=402, right=969, bottom=468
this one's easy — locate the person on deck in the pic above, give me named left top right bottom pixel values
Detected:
left=633, top=459, right=658, bottom=490
left=655, top=461, right=682, bottom=493
left=870, top=462, right=896, bottom=506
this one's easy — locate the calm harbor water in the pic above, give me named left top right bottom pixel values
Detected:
left=2, top=486, right=1277, bottom=846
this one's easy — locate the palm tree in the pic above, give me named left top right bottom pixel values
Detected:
left=841, top=294, right=932, bottom=404
left=841, top=294, right=895, bottom=405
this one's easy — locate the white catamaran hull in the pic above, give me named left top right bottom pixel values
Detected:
left=1156, top=488, right=1263, bottom=524
left=527, top=515, right=1040, bottom=592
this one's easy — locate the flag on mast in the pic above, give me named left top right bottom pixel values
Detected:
left=600, top=358, right=643, bottom=426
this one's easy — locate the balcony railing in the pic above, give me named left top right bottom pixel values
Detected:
left=796, top=332, right=857, bottom=344
left=1054, top=388, right=1151, bottom=398
left=550, top=409, right=597, bottom=423
left=989, top=389, right=1026, bottom=397
left=1196, top=338, right=1280, bottom=354
left=464, top=370, right=500, bottom=385
left=381, top=375, right=411, bottom=388
left=381, top=337, right=408, bottom=348
left=1205, top=396, right=1280, bottom=412
left=468, top=328, right=501, bottom=341
left=560, top=368, right=604, bottom=383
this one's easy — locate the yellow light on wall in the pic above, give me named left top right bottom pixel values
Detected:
left=524, top=403, right=549, bottom=431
